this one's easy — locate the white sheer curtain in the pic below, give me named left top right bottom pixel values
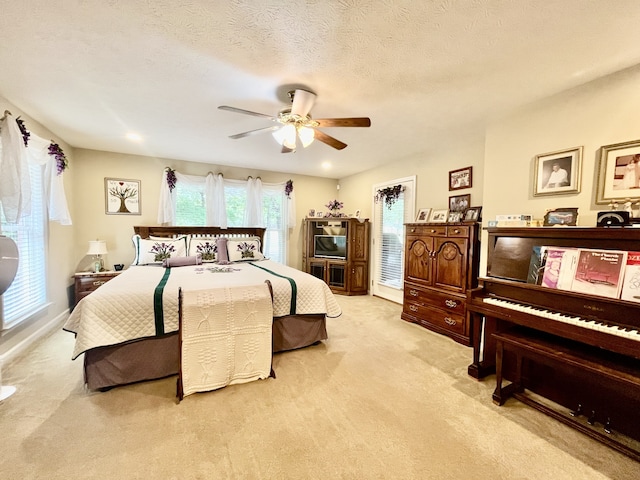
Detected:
left=157, top=168, right=296, bottom=229
left=206, top=173, right=226, bottom=228
left=0, top=113, right=71, bottom=225
left=158, top=171, right=228, bottom=227
left=245, top=177, right=263, bottom=227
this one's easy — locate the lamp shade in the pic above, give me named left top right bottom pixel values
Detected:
left=87, top=240, right=108, bottom=256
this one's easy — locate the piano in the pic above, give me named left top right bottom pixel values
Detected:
left=467, top=227, right=640, bottom=460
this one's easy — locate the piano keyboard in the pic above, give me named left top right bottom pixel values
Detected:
left=483, top=297, right=640, bottom=342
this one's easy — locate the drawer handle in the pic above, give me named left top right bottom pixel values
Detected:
left=409, top=289, right=419, bottom=297
left=92, top=280, right=106, bottom=286
left=410, top=228, right=416, bottom=233
left=452, top=229, right=460, bottom=234
left=444, top=317, right=457, bottom=326
left=430, top=229, right=436, bottom=233
left=445, top=299, right=458, bottom=308
left=409, top=305, right=418, bottom=312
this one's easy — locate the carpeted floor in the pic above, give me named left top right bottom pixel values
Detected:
left=0, top=295, right=638, bottom=479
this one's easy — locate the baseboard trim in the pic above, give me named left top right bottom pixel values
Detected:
left=0, top=310, right=68, bottom=365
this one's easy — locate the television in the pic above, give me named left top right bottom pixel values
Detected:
left=314, top=235, right=347, bottom=259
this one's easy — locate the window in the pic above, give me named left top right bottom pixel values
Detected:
left=173, top=178, right=289, bottom=264
left=1, top=163, right=47, bottom=330
left=372, top=176, right=416, bottom=304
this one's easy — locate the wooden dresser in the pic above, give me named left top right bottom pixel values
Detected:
left=401, top=222, right=480, bottom=345
left=74, top=271, right=121, bottom=307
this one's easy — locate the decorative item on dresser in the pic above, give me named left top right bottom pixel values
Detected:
left=302, top=217, right=370, bottom=295
left=401, top=222, right=480, bottom=346
left=73, top=270, right=122, bottom=307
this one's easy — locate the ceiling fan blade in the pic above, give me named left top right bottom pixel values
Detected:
left=290, top=89, right=316, bottom=117
left=314, top=117, right=371, bottom=128
left=229, top=125, right=281, bottom=139
left=313, top=129, right=347, bottom=150
left=281, top=144, right=295, bottom=153
left=218, top=105, right=276, bottom=120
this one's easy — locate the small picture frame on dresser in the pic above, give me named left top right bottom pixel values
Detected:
left=415, top=208, right=432, bottom=223
left=430, top=209, right=448, bottom=223
left=448, top=211, right=463, bottom=222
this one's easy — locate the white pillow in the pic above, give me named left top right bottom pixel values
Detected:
left=131, top=234, right=188, bottom=265
left=188, top=238, right=218, bottom=262
left=226, top=238, right=265, bottom=262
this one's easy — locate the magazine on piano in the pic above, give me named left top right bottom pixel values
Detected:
left=570, top=248, right=628, bottom=299
left=540, top=247, right=579, bottom=290
left=620, top=251, right=640, bottom=303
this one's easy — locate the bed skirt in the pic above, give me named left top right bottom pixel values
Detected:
left=83, top=314, right=327, bottom=390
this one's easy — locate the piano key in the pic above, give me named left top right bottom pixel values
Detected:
left=482, top=297, right=640, bottom=343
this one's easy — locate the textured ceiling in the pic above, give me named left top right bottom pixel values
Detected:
left=2, top=1, right=640, bottom=179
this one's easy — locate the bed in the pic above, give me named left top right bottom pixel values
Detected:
left=64, top=226, right=342, bottom=390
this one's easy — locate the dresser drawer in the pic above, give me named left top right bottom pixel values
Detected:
left=402, top=303, right=465, bottom=335
left=446, top=225, right=469, bottom=237
left=404, top=283, right=465, bottom=314
left=75, top=276, right=111, bottom=294
left=406, top=225, right=447, bottom=237
left=74, top=272, right=121, bottom=307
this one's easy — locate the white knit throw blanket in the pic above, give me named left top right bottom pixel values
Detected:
left=179, top=283, right=273, bottom=398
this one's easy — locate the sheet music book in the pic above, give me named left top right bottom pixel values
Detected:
left=620, top=251, right=640, bottom=303
left=540, top=247, right=579, bottom=290
left=570, top=249, right=628, bottom=299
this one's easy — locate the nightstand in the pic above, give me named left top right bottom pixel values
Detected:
left=73, top=271, right=122, bottom=306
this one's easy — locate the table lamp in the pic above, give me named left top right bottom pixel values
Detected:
left=87, top=240, right=108, bottom=273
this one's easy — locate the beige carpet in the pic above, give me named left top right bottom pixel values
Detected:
left=1, top=295, right=638, bottom=479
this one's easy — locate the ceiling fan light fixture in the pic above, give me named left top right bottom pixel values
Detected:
left=272, top=123, right=297, bottom=149
left=298, top=126, right=315, bottom=148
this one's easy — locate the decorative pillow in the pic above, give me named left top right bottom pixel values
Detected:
left=131, top=234, right=188, bottom=265
left=226, top=239, right=265, bottom=262
left=189, top=238, right=218, bottom=262
left=216, top=237, right=230, bottom=265
left=163, top=254, right=202, bottom=268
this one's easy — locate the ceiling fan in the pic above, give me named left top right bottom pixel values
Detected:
left=218, top=89, right=371, bottom=153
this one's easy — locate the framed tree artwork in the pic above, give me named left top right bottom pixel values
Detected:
left=105, top=178, right=141, bottom=215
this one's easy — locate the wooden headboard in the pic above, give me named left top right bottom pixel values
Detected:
left=134, top=226, right=266, bottom=247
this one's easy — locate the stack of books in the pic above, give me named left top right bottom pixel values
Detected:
left=527, top=246, right=640, bottom=302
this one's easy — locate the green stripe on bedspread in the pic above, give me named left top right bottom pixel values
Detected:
left=248, top=263, right=297, bottom=315
left=154, top=268, right=172, bottom=335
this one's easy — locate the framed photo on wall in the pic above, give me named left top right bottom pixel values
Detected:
left=105, top=178, right=141, bottom=215
left=448, top=194, right=470, bottom=213
left=533, top=146, right=582, bottom=197
left=449, top=166, right=472, bottom=191
left=596, top=139, right=640, bottom=204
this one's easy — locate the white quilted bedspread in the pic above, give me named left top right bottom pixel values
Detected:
left=64, top=260, right=342, bottom=359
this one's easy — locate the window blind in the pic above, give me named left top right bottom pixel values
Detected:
left=375, top=191, right=405, bottom=289
left=1, top=163, right=47, bottom=330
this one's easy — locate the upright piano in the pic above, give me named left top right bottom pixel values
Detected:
left=467, top=227, right=640, bottom=460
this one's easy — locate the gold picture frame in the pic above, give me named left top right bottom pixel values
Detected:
left=533, top=146, right=582, bottom=197
left=596, top=139, right=640, bottom=204
left=105, top=178, right=141, bottom=215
